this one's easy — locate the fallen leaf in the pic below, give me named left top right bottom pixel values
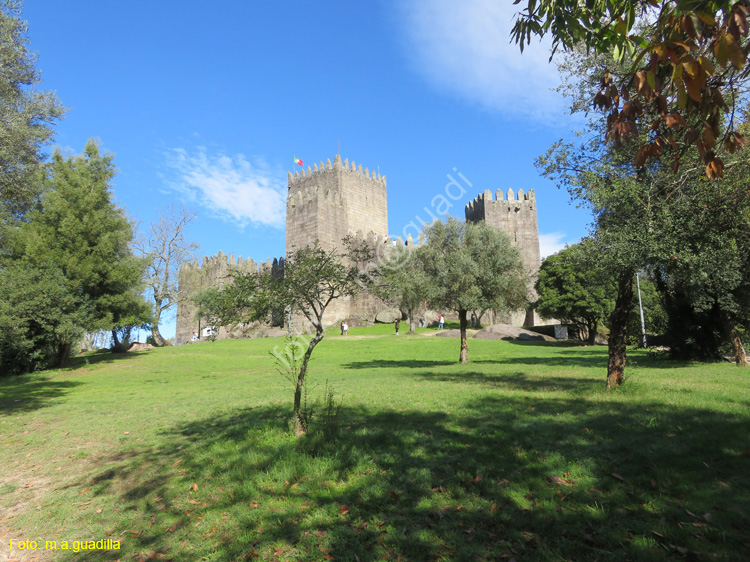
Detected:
left=491, top=503, right=497, bottom=512
left=172, top=459, right=182, bottom=467
left=249, top=501, right=260, bottom=508
left=339, top=505, right=349, bottom=515
left=323, top=555, right=334, bottom=561
left=79, top=488, right=91, bottom=494
left=548, top=476, right=572, bottom=486
left=95, top=509, right=103, bottom=514
left=156, top=504, right=166, bottom=511
left=610, top=473, right=627, bottom=482
left=191, top=483, right=198, bottom=492
left=388, top=491, right=400, bottom=499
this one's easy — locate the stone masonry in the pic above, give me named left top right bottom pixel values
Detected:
left=175, top=155, right=542, bottom=341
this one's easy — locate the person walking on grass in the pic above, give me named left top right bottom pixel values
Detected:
left=395, top=318, right=400, bottom=335
left=438, top=314, right=444, bottom=330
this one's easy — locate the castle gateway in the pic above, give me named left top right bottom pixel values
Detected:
left=176, top=155, right=540, bottom=343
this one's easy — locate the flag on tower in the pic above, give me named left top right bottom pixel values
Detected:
left=294, top=157, right=303, bottom=166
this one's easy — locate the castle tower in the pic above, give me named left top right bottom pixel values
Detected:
left=465, top=188, right=541, bottom=326
left=286, top=155, right=388, bottom=254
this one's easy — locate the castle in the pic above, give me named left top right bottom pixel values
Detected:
left=175, top=155, right=540, bottom=343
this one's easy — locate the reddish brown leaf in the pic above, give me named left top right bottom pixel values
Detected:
left=191, top=483, right=198, bottom=492
left=339, top=505, right=350, bottom=515
left=249, top=501, right=260, bottom=508
left=79, top=488, right=91, bottom=495
left=172, top=459, right=182, bottom=467
left=167, top=521, right=183, bottom=533
left=323, top=555, right=334, bottom=561
left=490, top=503, right=498, bottom=512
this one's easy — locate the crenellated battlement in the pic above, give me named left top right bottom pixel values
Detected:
left=465, top=188, right=536, bottom=216
left=288, top=154, right=387, bottom=188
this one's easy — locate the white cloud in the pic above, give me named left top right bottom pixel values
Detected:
left=394, top=0, right=565, bottom=122
left=539, top=232, right=572, bottom=259
left=164, top=147, right=286, bottom=229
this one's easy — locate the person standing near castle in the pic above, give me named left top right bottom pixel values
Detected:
left=395, top=318, right=400, bottom=335
left=438, top=314, right=444, bottom=330
left=343, top=321, right=349, bottom=336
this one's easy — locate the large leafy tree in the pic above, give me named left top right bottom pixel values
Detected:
left=371, top=245, right=431, bottom=334
left=419, top=218, right=528, bottom=364
left=10, top=140, right=148, bottom=364
left=0, top=0, right=64, bottom=230
left=536, top=240, right=615, bottom=344
left=135, top=204, right=199, bottom=346
left=513, top=0, right=750, bottom=177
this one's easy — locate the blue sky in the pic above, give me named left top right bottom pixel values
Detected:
left=21, top=0, right=593, bottom=337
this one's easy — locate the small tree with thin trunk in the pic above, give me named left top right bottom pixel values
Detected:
left=419, top=218, right=529, bottom=363
left=134, top=204, right=198, bottom=346
left=200, top=239, right=371, bottom=436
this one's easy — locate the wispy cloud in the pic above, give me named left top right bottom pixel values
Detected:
left=394, top=0, right=565, bottom=123
left=539, top=232, right=574, bottom=259
left=163, top=147, right=286, bottom=229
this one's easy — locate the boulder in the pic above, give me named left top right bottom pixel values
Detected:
left=473, top=324, right=556, bottom=342
left=375, top=309, right=401, bottom=323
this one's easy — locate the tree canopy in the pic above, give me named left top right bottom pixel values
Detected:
left=536, top=240, right=614, bottom=344
left=419, top=218, right=528, bottom=363
left=513, top=0, right=750, bottom=177
left=0, top=0, right=65, bottom=228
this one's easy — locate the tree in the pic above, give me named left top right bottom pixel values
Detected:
left=372, top=245, right=431, bottom=334
left=513, top=0, right=750, bottom=177
left=0, top=261, right=89, bottom=374
left=0, top=0, right=65, bottom=230
left=10, top=140, right=148, bottom=363
left=134, top=204, right=198, bottom=346
left=419, top=218, right=528, bottom=363
left=200, top=240, right=371, bottom=436
left=535, top=241, right=614, bottom=344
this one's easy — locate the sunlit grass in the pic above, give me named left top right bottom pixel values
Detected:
left=1, top=329, right=749, bottom=561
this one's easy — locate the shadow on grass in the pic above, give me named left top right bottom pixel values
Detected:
left=414, top=370, right=606, bottom=394
left=341, top=359, right=455, bottom=370
left=0, top=375, right=83, bottom=414
left=64, top=349, right=151, bottom=371
left=62, top=391, right=750, bottom=562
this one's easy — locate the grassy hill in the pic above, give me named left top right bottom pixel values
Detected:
left=1, top=329, right=749, bottom=561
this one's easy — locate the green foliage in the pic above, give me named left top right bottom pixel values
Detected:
left=0, top=262, right=89, bottom=374
left=536, top=240, right=614, bottom=343
left=420, top=218, right=528, bottom=315
left=0, top=141, right=148, bottom=371
left=513, top=0, right=750, bottom=176
left=0, top=0, right=65, bottom=228
left=419, top=217, right=528, bottom=362
left=371, top=245, right=431, bottom=332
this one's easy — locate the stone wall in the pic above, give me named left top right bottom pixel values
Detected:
left=175, top=253, right=281, bottom=344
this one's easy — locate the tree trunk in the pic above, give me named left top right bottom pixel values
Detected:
left=293, top=329, right=325, bottom=436
left=587, top=320, right=598, bottom=345
left=151, top=324, right=170, bottom=347
left=111, top=329, right=125, bottom=353
left=408, top=309, right=416, bottom=334
left=52, top=341, right=72, bottom=367
left=721, top=310, right=749, bottom=366
left=459, top=309, right=469, bottom=363
left=607, top=272, right=634, bottom=388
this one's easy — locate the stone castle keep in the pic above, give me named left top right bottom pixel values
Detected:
left=176, top=155, right=540, bottom=343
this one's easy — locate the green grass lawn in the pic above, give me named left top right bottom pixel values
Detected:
left=1, top=330, right=749, bottom=561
